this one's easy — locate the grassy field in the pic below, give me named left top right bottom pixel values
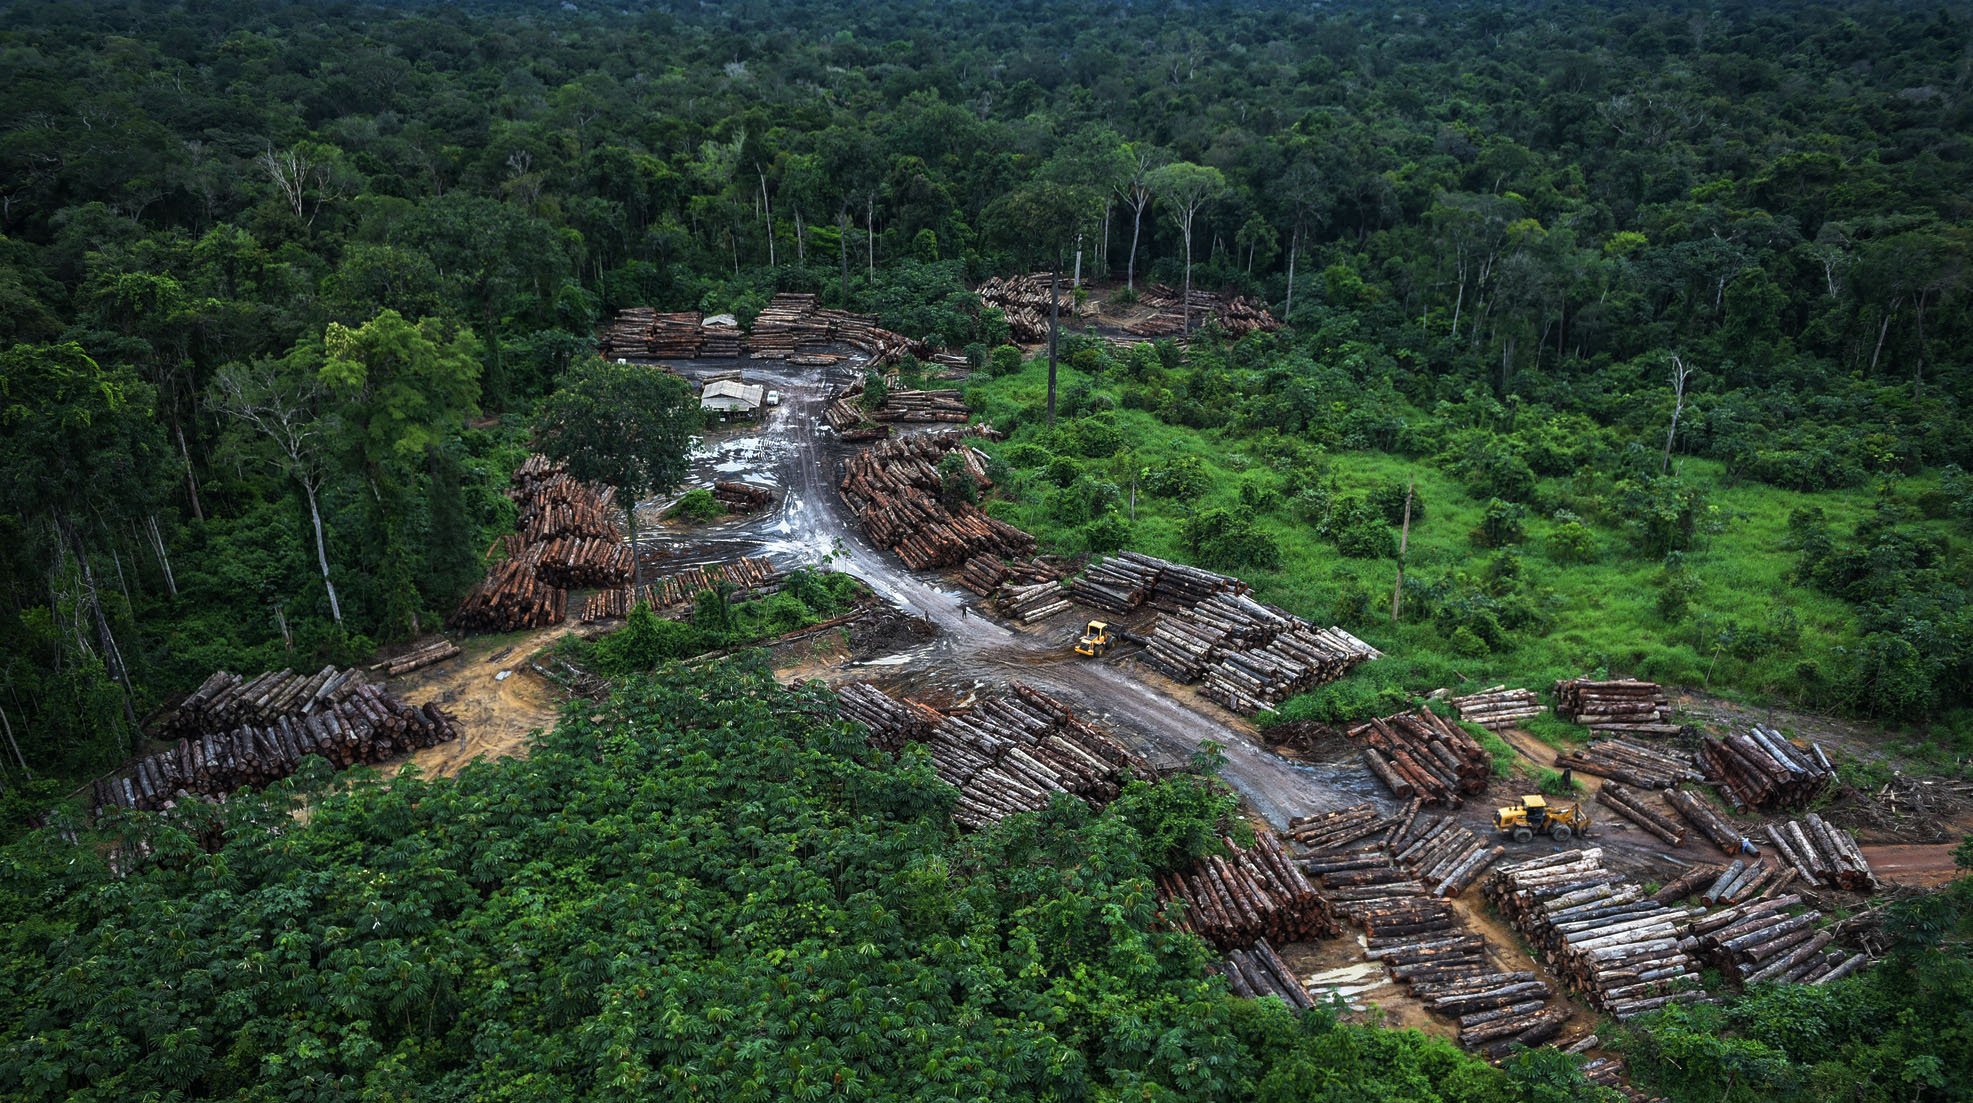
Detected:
left=964, top=353, right=1962, bottom=728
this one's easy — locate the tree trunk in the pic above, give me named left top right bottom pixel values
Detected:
left=177, top=423, right=204, bottom=521
left=1128, top=201, right=1145, bottom=291
left=1285, top=230, right=1297, bottom=320
left=839, top=209, right=851, bottom=302
left=866, top=195, right=875, bottom=277
left=758, top=168, right=775, bottom=267
left=57, top=515, right=139, bottom=739
left=794, top=207, right=805, bottom=263
left=302, top=477, right=344, bottom=625
left=1181, top=214, right=1194, bottom=335
left=1392, top=479, right=1413, bottom=622
left=1047, top=252, right=1061, bottom=425
left=0, top=704, right=28, bottom=778
left=146, top=513, right=177, bottom=599
left=1100, top=198, right=1112, bottom=277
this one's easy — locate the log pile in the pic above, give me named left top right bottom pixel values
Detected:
left=1663, top=788, right=1752, bottom=854
left=1699, top=726, right=1835, bottom=810
left=1763, top=814, right=1879, bottom=892
left=597, top=308, right=742, bottom=360
left=1595, top=782, right=1686, bottom=846
left=874, top=388, right=970, bottom=423
left=1214, top=939, right=1316, bottom=1010
left=1690, top=893, right=1867, bottom=986
left=370, top=639, right=462, bottom=678
left=1450, top=686, right=1545, bottom=729
left=840, top=431, right=1037, bottom=569
left=1290, top=802, right=1395, bottom=854
left=531, top=535, right=634, bottom=589
left=1553, top=678, right=1678, bottom=734
left=746, top=293, right=925, bottom=365
left=450, top=556, right=567, bottom=632
left=1485, top=849, right=1709, bottom=1020
left=1123, top=286, right=1282, bottom=338
left=1200, top=624, right=1380, bottom=715
left=975, top=273, right=1100, bottom=343
left=97, top=682, right=459, bottom=813
left=1392, top=813, right=1509, bottom=897
left=836, top=682, right=1150, bottom=828
left=1345, top=709, right=1492, bottom=806
left=1554, top=737, right=1702, bottom=790
left=1065, top=553, right=1164, bottom=613
left=152, top=665, right=368, bottom=739
left=959, top=554, right=1011, bottom=595
left=712, top=480, right=774, bottom=513
left=997, top=580, right=1072, bottom=623
left=1158, top=832, right=1337, bottom=949
left=577, top=556, right=779, bottom=622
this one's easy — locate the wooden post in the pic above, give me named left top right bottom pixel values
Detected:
left=1391, top=478, right=1414, bottom=622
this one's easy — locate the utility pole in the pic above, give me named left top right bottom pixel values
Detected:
left=1391, top=478, right=1414, bottom=623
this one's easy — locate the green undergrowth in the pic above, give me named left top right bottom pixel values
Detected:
left=967, top=350, right=1963, bottom=730
left=559, top=568, right=864, bottom=674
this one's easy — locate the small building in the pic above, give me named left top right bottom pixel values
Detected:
left=700, top=378, right=765, bottom=419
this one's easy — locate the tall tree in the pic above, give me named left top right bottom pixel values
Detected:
left=534, top=359, right=699, bottom=585
left=1115, top=143, right=1169, bottom=292
left=1147, top=162, right=1227, bottom=334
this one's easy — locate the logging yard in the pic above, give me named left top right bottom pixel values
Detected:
left=96, top=293, right=1973, bottom=1092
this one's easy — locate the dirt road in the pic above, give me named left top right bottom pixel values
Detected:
left=651, top=354, right=1384, bottom=828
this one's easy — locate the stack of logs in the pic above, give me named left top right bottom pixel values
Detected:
left=998, top=580, right=1072, bottom=623
left=1690, top=892, right=1870, bottom=985
left=1450, top=686, right=1545, bottom=729
left=152, top=665, right=367, bottom=738
left=453, top=455, right=627, bottom=633
left=746, top=293, right=925, bottom=365
left=874, top=388, right=970, bottom=422
left=1554, top=678, right=1679, bottom=735
left=97, top=677, right=457, bottom=813
left=711, top=480, right=774, bottom=513
left=577, top=556, right=779, bottom=622
left=1485, top=849, right=1708, bottom=1020
left=596, top=308, right=741, bottom=360
left=1068, top=551, right=1246, bottom=614
left=1298, top=805, right=1565, bottom=1056
left=1764, top=814, right=1879, bottom=891
left=1664, top=788, right=1754, bottom=854
left=1158, top=832, right=1337, bottom=949
left=1122, top=286, right=1282, bottom=338
left=1345, top=709, right=1492, bottom=806
left=1214, top=939, right=1316, bottom=1010
left=370, top=639, right=461, bottom=677
left=1700, top=727, right=1835, bottom=810
left=974, top=273, right=1100, bottom=343
left=1127, top=587, right=1379, bottom=714
left=835, top=681, right=1150, bottom=828
left=1555, top=738, right=1702, bottom=790
left=958, top=553, right=1018, bottom=596
left=840, top=431, right=1037, bottom=569
left=1392, top=812, right=1509, bottom=897
left=1595, top=782, right=1687, bottom=846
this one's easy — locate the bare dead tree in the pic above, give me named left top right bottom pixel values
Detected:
left=210, top=360, right=344, bottom=624
left=1663, top=354, right=1694, bottom=475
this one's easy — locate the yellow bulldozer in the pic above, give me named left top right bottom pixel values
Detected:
left=1074, top=620, right=1114, bottom=658
left=1493, top=795, right=1589, bottom=843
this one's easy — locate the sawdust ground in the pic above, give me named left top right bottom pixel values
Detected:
left=381, top=625, right=578, bottom=779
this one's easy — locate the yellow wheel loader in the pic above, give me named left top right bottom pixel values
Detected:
left=1074, top=620, right=1114, bottom=658
left=1494, top=795, right=1589, bottom=843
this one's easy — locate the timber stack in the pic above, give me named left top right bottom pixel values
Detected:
left=454, top=455, right=627, bottom=633
left=1158, top=832, right=1337, bottom=949
left=1213, top=939, right=1315, bottom=1010
left=1391, top=813, right=1508, bottom=897
left=1554, top=737, right=1702, bottom=789
left=974, top=273, right=1099, bottom=343
left=1124, top=286, right=1282, bottom=338
left=1698, top=726, right=1835, bottom=810
left=1484, top=849, right=1709, bottom=1020
left=450, top=557, right=567, bottom=632
left=835, top=682, right=1150, bottom=828
left=1663, top=787, right=1752, bottom=854
left=1449, top=686, right=1545, bottom=729
left=746, top=293, right=924, bottom=365
left=822, top=387, right=887, bottom=439
left=1762, top=814, right=1879, bottom=892
left=577, top=556, right=779, bottom=622
left=873, top=388, right=969, bottom=422
left=1595, top=782, right=1687, bottom=846
left=834, top=682, right=942, bottom=753
left=1066, top=553, right=1165, bottom=612
left=840, top=431, right=1037, bottom=569
left=1689, top=893, right=1868, bottom=986
left=712, top=480, right=774, bottom=513
left=97, top=681, right=458, bottom=814
left=1130, top=588, right=1378, bottom=713
left=997, top=580, right=1072, bottom=623
left=1290, top=802, right=1395, bottom=855
left=153, top=664, right=368, bottom=739
left=370, top=638, right=462, bottom=678
left=1553, top=678, right=1679, bottom=735
left=1345, top=708, right=1491, bottom=806
left=596, top=308, right=741, bottom=360
left=531, top=535, right=634, bottom=589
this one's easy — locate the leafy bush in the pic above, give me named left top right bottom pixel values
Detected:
left=1182, top=508, right=1281, bottom=571
left=1142, top=455, right=1211, bottom=499
left=988, top=344, right=1024, bottom=377
left=1368, top=480, right=1424, bottom=525
left=938, top=451, right=980, bottom=509
left=1472, top=498, right=1527, bottom=548
left=668, top=487, right=724, bottom=522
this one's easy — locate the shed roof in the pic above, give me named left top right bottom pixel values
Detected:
left=700, top=379, right=765, bottom=408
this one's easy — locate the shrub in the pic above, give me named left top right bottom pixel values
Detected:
left=1084, top=510, right=1132, bottom=553
left=1181, top=508, right=1281, bottom=571
left=938, top=452, right=980, bottom=509
left=988, top=344, right=1024, bottom=377
left=1335, top=519, right=1395, bottom=559
left=1368, top=480, right=1424, bottom=525
left=962, top=342, right=988, bottom=372
left=858, top=370, right=890, bottom=410
left=1472, top=499, right=1526, bottom=548
left=1548, top=519, right=1598, bottom=563
left=1142, top=455, right=1211, bottom=499
left=668, top=488, right=724, bottom=522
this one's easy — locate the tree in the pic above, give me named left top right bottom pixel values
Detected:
left=210, top=355, right=344, bottom=624
left=534, top=359, right=699, bottom=584
left=1147, top=162, right=1227, bottom=334
left=1115, top=143, right=1169, bottom=291
left=985, top=182, right=1102, bottom=424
